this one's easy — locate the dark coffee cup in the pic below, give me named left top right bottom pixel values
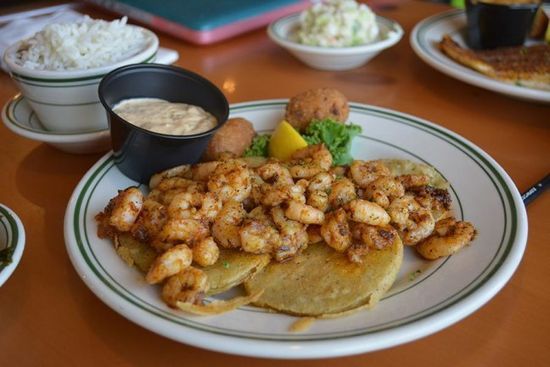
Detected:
left=465, top=0, right=539, bottom=49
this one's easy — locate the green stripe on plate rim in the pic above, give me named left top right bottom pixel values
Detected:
left=10, top=78, right=102, bottom=89
left=72, top=101, right=517, bottom=341
left=9, top=51, right=156, bottom=84
left=6, top=95, right=106, bottom=136
left=0, top=206, right=19, bottom=272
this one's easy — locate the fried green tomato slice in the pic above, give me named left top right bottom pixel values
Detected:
left=244, top=236, right=403, bottom=317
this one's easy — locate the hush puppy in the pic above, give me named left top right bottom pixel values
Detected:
left=203, top=117, right=255, bottom=161
left=285, top=88, right=349, bottom=131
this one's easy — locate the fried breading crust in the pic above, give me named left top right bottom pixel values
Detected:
left=285, top=88, right=349, bottom=131
left=203, top=117, right=256, bottom=161
left=438, top=35, right=550, bottom=90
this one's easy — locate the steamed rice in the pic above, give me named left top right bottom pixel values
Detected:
left=12, top=16, right=150, bottom=71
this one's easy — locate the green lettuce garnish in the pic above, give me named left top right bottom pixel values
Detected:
left=242, top=119, right=361, bottom=165
left=243, top=134, right=270, bottom=157
left=302, top=119, right=362, bottom=165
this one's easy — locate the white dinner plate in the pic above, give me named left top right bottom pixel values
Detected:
left=410, top=7, right=550, bottom=103
left=64, top=100, right=527, bottom=359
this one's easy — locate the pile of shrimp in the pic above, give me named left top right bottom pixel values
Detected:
left=96, top=144, right=476, bottom=308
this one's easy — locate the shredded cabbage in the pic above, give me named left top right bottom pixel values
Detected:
left=296, top=0, right=379, bottom=47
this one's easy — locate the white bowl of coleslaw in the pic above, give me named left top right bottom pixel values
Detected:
left=268, top=6, right=403, bottom=71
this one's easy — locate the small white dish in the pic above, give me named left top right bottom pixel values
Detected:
left=410, top=7, right=550, bottom=103
left=1, top=94, right=110, bottom=154
left=3, top=25, right=159, bottom=132
left=0, top=204, right=25, bottom=287
left=268, top=12, right=403, bottom=71
left=64, top=99, right=527, bottom=358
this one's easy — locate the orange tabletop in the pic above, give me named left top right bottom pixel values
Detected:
left=0, top=1, right=549, bottom=366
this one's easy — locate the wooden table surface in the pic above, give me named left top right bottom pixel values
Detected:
left=1, top=1, right=549, bottom=366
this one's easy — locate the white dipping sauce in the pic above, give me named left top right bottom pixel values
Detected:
left=113, top=98, right=217, bottom=135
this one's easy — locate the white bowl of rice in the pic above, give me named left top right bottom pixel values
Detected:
left=3, top=16, right=159, bottom=133
left=267, top=0, right=403, bottom=71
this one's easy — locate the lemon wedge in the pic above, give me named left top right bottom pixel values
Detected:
left=268, top=120, right=308, bottom=160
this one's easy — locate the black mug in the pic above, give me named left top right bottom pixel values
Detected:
left=465, top=0, right=539, bottom=50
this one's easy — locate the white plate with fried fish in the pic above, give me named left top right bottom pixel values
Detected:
left=64, top=100, right=527, bottom=359
left=410, top=8, right=550, bottom=103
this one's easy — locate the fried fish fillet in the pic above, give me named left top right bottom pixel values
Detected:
left=438, top=35, right=550, bottom=90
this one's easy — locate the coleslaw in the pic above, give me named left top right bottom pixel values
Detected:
left=296, top=0, right=379, bottom=47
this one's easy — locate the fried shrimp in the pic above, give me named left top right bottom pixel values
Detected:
left=167, top=191, right=222, bottom=223
left=157, top=218, right=209, bottom=244
left=259, top=181, right=306, bottom=207
left=130, top=199, right=167, bottom=243
left=351, top=223, right=396, bottom=250
left=191, top=161, right=220, bottom=182
left=345, top=199, right=391, bottom=226
left=308, top=172, right=334, bottom=192
left=307, top=190, right=329, bottom=212
left=320, top=208, right=351, bottom=252
left=408, top=185, right=451, bottom=220
left=167, top=192, right=202, bottom=219
left=364, top=176, right=405, bottom=209
left=398, top=174, right=430, bottom=190
left=328, top=177, right=357, bottom=208
left=108, top=187, right=144, bottom=232
left=239, top=206, right=283, bottom=255
left=239, top=219, right=281, bottom=254
left=192, top=237, right=219, bottom=266
left=387, top=196, right=435, bottom=246
left=149, top=164, right=191, bottom=189
left=199, top=192, right=223, bottom=222
left=289, top=144, right=333, bottom=179
left=271, top=206, right=309, bottom=261
left=416, top=217, right=476, bottom=260
left=257, top=162, right=294, bottom=186
left=212, top=201, right=246, bottom=249
left=207, top=159, right=252, bottom=202
left=291, top=144, right=333, bottom=169
left=347, top=224, right=396, bottom=263
left=162, top=267, right=209, bottom=307
left=349, top=160, right=391, bottom=188
left=285, top=200, right=325, bottom=224
left=154, top=177, right=197, bottom=192
left=145, top=244, right=192, bottom=284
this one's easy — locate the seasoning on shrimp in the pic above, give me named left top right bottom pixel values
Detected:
left=96, top=141, right=476, bottom=316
